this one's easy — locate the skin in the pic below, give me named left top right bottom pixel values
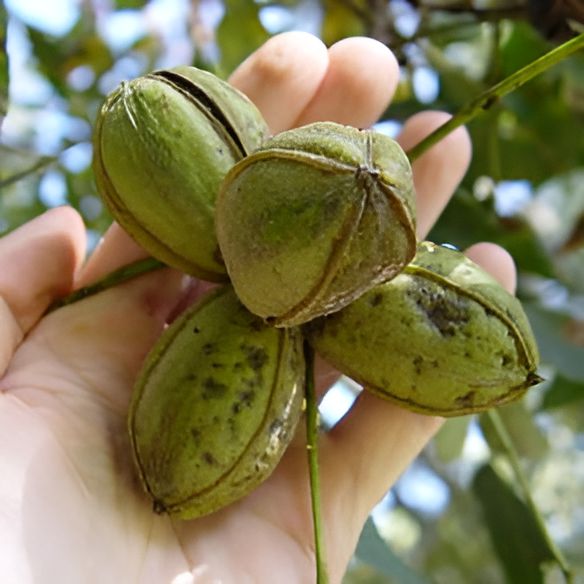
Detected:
left=0, top=32, right=516, bottom=584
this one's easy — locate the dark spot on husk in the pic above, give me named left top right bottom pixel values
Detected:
left=191, top=427, right=201, bottom=442
left=242, top=344, right=268, bottom=371
left=369, top=292, right=384, bottom=307
left=413, top=356, right=423, bottom=375
left=233, top=361, right=243, bottom=371
left=456, top=391, right=476, bottom=407
left=240, top=389, right=255, bottom=406
left=202, top=342, right=215, bottom=356
left=202, top=377, right=228, bottom=399
left=484, top=307, right=497, bottom=318
left=211, top=362, right=223, bottom=369
left=202, top=452, right=217, bottom=465
left=232, top=389, right=256, bottom=414
left=414, top=286, right=470, bottom=337
left=242, top=377, right=258, bottom=388
left=193, top=326, right=200, bottom=334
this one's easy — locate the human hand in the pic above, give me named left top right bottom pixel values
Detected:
left=0, top=32, right=516, bottom=584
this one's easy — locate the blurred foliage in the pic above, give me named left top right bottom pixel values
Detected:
left=472, top=463, right=557, bottom=584
left=0, top=0, right=7, bottom=127
left=216, top=0, right=269, bottom=75
left=1, top=0, right=583, bottom=582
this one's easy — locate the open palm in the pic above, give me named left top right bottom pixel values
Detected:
left=0, top=33, right=514, bottom=584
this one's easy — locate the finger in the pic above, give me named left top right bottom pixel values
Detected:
left=229, top=31, right=329, bottom=134
left=48, top=223, right=191, bottom=413
left=465, top=242, right=517, bottom=293
left=27, top=266, right=187, bottom=414
left=396, top=111, right=472, bottom=238
left=324, top=397, right=442, bottom=528
left=294, top=37, right=399, bottom=129
left=76, top=222, right=153, bottom=287
left=76, top=220, right=203, bottom=318
left=320, top=245, right=517, bottom=528
left=76, top=220, right=194, bottom=313
left=0, top=207, right=86, bottom=374
left=315, top=353, right=341, bottom=396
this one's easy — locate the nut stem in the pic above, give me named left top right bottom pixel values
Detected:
left=304, top=341, right=329, bottom=584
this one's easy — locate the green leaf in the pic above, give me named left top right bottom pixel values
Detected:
left=479, top=402, right=548, bottom=460
left=472, top=464, right=558, bottom=584
left=425, top=38, right=486, bottom=110
left=541, top=374, right=584, bottom=410
left=216, top=0, right=269, bottom=77
left=524, top=303, right=584, bottom=381
left=433, top=416, right=472, bottom=463
left=0, top=0, right=8, bottom=130
left=563, top=51, right=584, bottom=113
left=499, top=21, right=552, bottom=79
left=322, top=0, right=366, bottom=46
left=465, top=93, right=583, bottom=187
left=354, top=517, right=430, bottom=584
left=553, top=247, right=584, bottom=294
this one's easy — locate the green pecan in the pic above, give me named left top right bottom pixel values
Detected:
left=93, top=66, right=269, bottom=280
left=216, top=121, right=417, bottom=326
left=304, top=242, right=541, bottom=416
left=128, top=286, right=305, bottom=518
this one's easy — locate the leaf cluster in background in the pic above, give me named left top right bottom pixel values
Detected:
left=1, top=1, right=583, bottom=583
